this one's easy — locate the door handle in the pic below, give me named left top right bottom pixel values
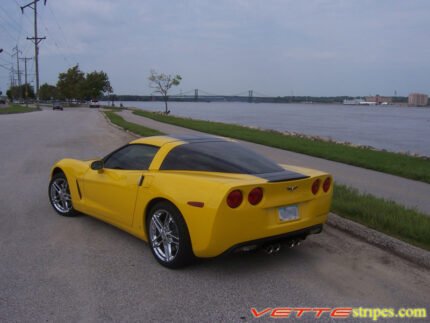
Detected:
left=138, top=175, right=145, bottom=186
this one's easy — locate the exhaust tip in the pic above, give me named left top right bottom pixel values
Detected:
left=263, top=243, right=281, bottom=255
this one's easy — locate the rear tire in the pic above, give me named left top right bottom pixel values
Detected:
left=48, top=172, right=78, bottom=217
left=147, top=201, right=194, bottom=269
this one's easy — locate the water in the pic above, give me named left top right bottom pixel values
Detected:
left=109, top=101, right=430, bottom=157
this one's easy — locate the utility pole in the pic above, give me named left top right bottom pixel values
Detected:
left=10, top=65, right=15, bottom=88
left=20, top=57, right=33, bottom=107
left=13, top=46, right=22, bottom=101
left=21, top=0, right=46, bottom=108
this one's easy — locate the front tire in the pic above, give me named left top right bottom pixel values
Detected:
left=48, top=172, right=78, bottom=217
left=147, top=201, right=194, bottom=269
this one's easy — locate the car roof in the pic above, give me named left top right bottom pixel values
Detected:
left=130, top=135, right=228, bottom=147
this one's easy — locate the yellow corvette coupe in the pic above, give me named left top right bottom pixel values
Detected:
left=48, top=135, right=332, bottom=268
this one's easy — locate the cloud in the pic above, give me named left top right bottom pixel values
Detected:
left=1, top=0, right=430, bottom=96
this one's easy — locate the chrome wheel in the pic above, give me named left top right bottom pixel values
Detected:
left=149, top=209, right=180, bottom=263
left=50, top=177, right=72, bottom=214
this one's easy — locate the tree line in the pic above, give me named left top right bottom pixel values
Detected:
left=7, top=64, right=112, bottom=102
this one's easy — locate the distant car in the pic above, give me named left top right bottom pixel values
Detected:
left=48, top=135, right=333, bottom=268
left=52, top=102, right=63, bottom=110
left=89, top=100, right=100, bottom=108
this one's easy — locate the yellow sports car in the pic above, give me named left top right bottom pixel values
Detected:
left=48, top=135, right=332, bottom=268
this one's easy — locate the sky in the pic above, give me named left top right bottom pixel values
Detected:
left=1, top=0, right=429, bottom=97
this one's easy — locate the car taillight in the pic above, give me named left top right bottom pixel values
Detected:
left=248, top=187, right=263, bottom=205
left=323, top=177, right=331, bottom=192
left=311, top=179, right=321, bottom=195
left=227, top=190, right=243, bottom=208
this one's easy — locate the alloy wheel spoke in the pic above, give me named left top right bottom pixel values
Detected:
left=152, top=215, right=164, bottom=233
left=166, top=231, right=179, bottom=242
left=53, top=182, right=62, bottom=193
left=59, top=200, right=66, bottom=209
left=164, top=214, right=172, bottom=229
left=164, top=242, right=172, bottom=261
left=169, top=239, right=179, bottom=246
left=151, top=236, right=162, bottom=248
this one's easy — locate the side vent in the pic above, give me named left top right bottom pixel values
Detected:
left=76, top=180, right=82, bottom=199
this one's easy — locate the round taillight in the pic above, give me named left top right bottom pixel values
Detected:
left=323, top=177, right=331, bottom=192
left=311, top=179, right=321, bottom=195
left=248, top=187, right=263, bottom=205
left=227, top=190, right=243, bottom=208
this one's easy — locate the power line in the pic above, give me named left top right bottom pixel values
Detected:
left=39, top=20, right=72, bottom=66
left=0, top=55, right=12, bottom=64
left=0, top=22, right=18, bottom=42
left=21, top=0, right=47, bottom=108
left=12, top=45, right=23, bottom=99
left=0, top=63, right=12, bottom=71
left=0, top=7, right=22, bottom=37
left=46, top=1, right=77, bottom=65
left=20, top=56, right=33, bottom=106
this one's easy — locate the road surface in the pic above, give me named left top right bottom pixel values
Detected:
left=0, top=108, right=429, bottom=322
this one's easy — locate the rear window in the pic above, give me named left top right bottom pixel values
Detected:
left=160, top=141, right=284, bottom=174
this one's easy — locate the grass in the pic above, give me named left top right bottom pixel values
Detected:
left=0, top=104, right=36, bottom=114
left=104, top=111, right=163, bottom=137
left=132, top=110, right=430, bottom=184
left=105, top=110, right=430, bottom=250
left=332, top=184, right=430, bottom=250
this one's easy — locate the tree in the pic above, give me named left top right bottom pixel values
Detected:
left=57, top=65, right=85, bottom=101
left=39, top=83, right=58, bottom=101
left=148, top=70, right=182, bottom=114
left=6, top=84, right=35, bottom=101
left=82, top=71, right=112, bottom=100
left=56, top=65, right=113, bottom=101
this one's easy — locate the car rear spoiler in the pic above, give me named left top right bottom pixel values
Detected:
left=255, top=170, right=309, bottom=182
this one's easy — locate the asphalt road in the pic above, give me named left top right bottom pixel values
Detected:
left=0, top=108, right=429, bottom=322
left=121, top=110, right=430, bottom=216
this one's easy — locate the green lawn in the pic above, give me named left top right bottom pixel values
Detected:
left=332, top=184, right=430, bottom=250
left=104, top=111, right=163, bottom=137
left=105, top=110, right=430, bottom=250
left=133, top=110, right=430, bottom=184
left=0, top=104, right=36, bottom=114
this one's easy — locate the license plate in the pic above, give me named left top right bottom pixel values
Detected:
left=278, top=205, right=299, bottom=222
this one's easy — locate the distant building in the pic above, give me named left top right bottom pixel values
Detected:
left=365, top=95, right=392, bottom=105
left=408, top=93, right=428, bottom=107
left=343, top=98, right=364, bottom=105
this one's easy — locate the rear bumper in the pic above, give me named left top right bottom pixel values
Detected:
left=192, top=211, right=328, bottom=257
left=224, top=224, right=323, bottom=255
left=187, top=186, right=332, bottom=258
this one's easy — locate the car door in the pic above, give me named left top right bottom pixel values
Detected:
left=82, top=144, right=159, bottom=226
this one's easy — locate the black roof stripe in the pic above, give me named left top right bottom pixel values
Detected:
left=168, top=134, right=227, bottom=143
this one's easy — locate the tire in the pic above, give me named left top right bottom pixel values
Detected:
left=48, top=172, right=78, bottom=217
left=147, top=201, right=194, bottom=269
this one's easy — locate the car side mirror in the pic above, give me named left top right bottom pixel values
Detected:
left=91, top=160, right=104, bottom=171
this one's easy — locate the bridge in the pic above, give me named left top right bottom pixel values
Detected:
left=167, top=89, right=271, bottom=103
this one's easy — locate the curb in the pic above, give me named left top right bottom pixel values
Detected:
left=327, top=213, right=430, bottom=270
left=100, top=110, right=139, bottom=138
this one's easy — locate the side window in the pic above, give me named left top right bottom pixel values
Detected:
left=104, top=144, right=159, bottom=170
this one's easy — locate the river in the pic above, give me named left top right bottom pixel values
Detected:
left=108, top=101, right=430, bottom=157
